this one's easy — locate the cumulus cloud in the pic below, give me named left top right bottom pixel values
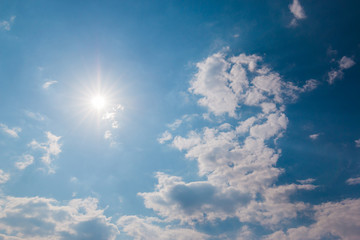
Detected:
left=15, top=154, right=34, bottom=170
left=29, top=131, right=62, bottom=173
left=0, top=123, right=21, bottom=138
left=118, top=215, right=209, bottom=240
left=289, top=0, right=306, bottom=26
left=137, top=51, right=321, bottom=234
left=328, top=56, right=356, bottom=84
left=0, top=16, right=15, bottom=31
left=265, top=199, right=360, bottom=240
left=346, top=177, right=360, bottom=185
left=42, top=80, right=58, bottom=89
left=0, top=169, right=10, bottom=184
left=0, top=196, right=119, bottom=240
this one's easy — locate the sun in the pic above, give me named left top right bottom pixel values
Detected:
left=91, top=95, right=106, bottom=110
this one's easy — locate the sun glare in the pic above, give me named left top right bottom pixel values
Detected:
left=91, top=95, right=106, bottom=110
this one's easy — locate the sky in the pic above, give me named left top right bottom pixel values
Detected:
left=0, top=0, right=360, bottom=239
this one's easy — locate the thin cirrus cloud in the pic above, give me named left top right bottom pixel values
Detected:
left=0, top=123, right=21, bottom=138
left=289, top=0, right=306, bottom=26
left=0, top=16, right=16, bottom=31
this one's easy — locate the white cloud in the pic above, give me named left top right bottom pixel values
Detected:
left=102, top=104, right=124, bottom=129
left=15, top=154, right=34, bottom=170
left=355, top=139, right=360, bottom=148
left=29, top=131, right=62, bottom=173
left=118, top=215, right=209, bottom=240
left=0, top=16, right=15, bottom=31
left=339, top=56, right=356, bottom=69
left=0, top=196, right=119, bottom=240
left=328, top=56, right=356, bottom=84
left=0, top=123, right=21, bottom=138
left=158, top=131, right=173, bottom=144
left=265, top=199, right=360, bottom=240
left=346, top=177, right=360, bottom=185
left=0, top=169, right=10, bottom=184
left=309, top=133, right=320, bottom=140
left=289, top=0, right=306, bottom=26
left=42, top=80, right=58, bottom=89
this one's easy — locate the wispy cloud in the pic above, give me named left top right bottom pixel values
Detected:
left=328, top=56, right=356, bottom=84
left=309, top=133, right=320, bottom=140
left=356, top=139, right=360, bottom=148
left=15, top=154, right=34, bottom=170
left=346, top=177, right=360, bottom=185
left=289, top=0, right=306, bottom=26
left=24, top=110, right=46, bottom=121
left=29, top=131, right=62, bottom=173
left=0, top=123, right=21, bottom=138
left=0, top=16, right=16, bottom=31
left=42, top=80, right=58, bottom=89
left=0, top=169, right=10, bottom=184
left=158, top=130, right=173, bottom=144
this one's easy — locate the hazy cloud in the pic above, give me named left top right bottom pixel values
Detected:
left=118, top=215, right=209, bottom=240
left=0, top=16, right=15, bottom=31
left=328, top=56, right=356, bottom=84
left=346, top=177, right=360, bottom=185
left=0, top=123, right=21, bottom=138
left=309, top=133, right=320, bottom=140
left=42, top=80, right=58, bottom=89
left=15, top=154, right=34, bottom=170
left=356, top=139, right=360, bottom=148
left=0, top=169, right=10, bottom=184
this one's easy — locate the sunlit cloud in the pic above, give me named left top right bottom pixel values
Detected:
left=346, top=177, right=360, bottom=185
left=29, top=131, right=62, bottom=173
left=157, top=130, right=173, bottom=144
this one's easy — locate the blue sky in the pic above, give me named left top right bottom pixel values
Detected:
left=0, top=0, right=360, bottom=239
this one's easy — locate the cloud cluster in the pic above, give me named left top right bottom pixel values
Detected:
left=138, top=51, right=321, bottom=237
left=29, top=132, right=62, bottom=173
left=0, top=196, right=119, bottom=240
